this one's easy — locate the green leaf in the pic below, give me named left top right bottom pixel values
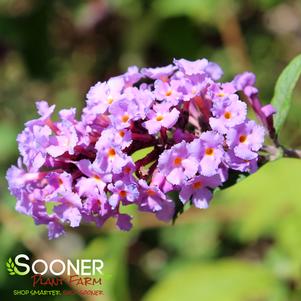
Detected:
left=271, top=53, right=301, bottom=133
left=274, top=212, right=301, bottom=278
left=131, top=147, right=153, bottom=162
left=142, top=260, right=287, bottom=301
left=216, top=158, right=301, bottom=242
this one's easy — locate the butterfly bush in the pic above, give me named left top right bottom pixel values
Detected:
left=6, top=58, right=276, bottom=239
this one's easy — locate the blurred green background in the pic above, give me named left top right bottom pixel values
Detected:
left=0, top=0, right=301, bottom=300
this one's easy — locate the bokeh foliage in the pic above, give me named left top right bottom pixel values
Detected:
left=0, top=0, right=301, bottom=300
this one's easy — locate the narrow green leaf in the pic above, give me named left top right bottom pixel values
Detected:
left=131, top=147, right=153, bottom=162
left=271, top=53, right=301, bottom=133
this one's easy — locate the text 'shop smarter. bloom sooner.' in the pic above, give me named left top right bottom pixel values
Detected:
left=6, top=58, right=276, bottom=239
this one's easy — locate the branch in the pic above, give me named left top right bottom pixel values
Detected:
left=283, top=148, right=301, bottom=159
left=262, top=145, right=301, bottom=160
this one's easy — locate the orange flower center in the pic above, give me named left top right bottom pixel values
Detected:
left=165, top=90, right=172, bottom=96
left=119, top=190, right=127, bottom=198
left=93, top=175, right=101, bottom=181
left=174, top=157, right=182, bottom=166
left=107, top=96, right=113, bottom=104
left=156, top=115, right=164, bottom=121
left=205, top=147, right=214, bottom=156
left=124, top=166, right=131, bottom=174
left=121, top=114, right=129, bottom=123
left=193, top=181, right=202, bottom=189
left=108, top=148, right=116, bottom=157
left=239, top=135, right=247, bottom=143
left=58, top=178, right=63, bottom=186
left=224, top=111, right=231, bottom=119
left=161, top=76, right=169, bottom=82
left=146, top=189, right=156, bottom=196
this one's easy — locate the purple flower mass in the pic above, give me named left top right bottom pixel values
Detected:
left=6, top=58, right=274, bottom=239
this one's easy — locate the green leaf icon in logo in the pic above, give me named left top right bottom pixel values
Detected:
left=6, top=257, right=22, bottom=276
left=6, top=258, right=15, bottom=275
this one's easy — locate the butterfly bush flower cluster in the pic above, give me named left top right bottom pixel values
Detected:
left=6, top=58, right=276, bottom=239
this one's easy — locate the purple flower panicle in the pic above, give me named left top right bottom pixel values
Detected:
left=6, top=58, right=271, bottom=238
